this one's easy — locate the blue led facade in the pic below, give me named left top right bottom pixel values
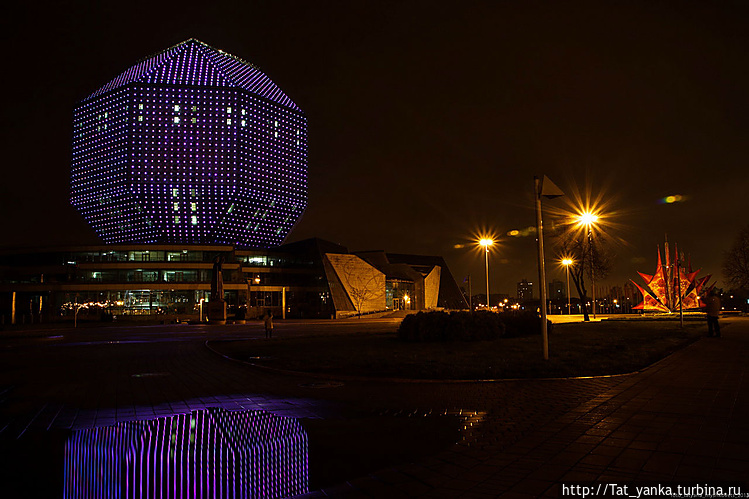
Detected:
left=71, top=39, right=307, bottom=246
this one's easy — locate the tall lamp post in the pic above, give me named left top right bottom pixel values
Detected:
left=479, top=238, right=494, bottom=309
left=534, top=175, right=565, bottom=360
left=578, top=212, right=599, bottom=320
left=562, top=258, right=573, bottom=315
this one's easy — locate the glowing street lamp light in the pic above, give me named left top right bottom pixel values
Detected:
left=562, top=258, right=573, bottom=315
left=578, top=212, right=599, bottom=227
left=479, top=238, right=494, bottom=309
left=577, top=211, right=600, bottom=320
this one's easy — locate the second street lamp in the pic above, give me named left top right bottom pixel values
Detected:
left=479, top=238, right=494, bottom=309
left=562, top=258, right=573, bottom=315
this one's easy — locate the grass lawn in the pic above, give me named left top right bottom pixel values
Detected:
left=211, top=319, right=707, bottom=379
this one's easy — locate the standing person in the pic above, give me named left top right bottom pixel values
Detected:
left=706, top=289, right=721, bottom=338
left=264, top=310, right=274, bottom=339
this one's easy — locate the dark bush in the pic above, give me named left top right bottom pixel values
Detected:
left=499, top=311, right=553, bottom=338
left=398, top=311, right=505, bottom=342
left=471, top=310, right=504, bottom=341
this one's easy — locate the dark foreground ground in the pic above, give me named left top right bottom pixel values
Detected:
left=0, top=316, right=747, bottom=497
left=210, top=319, right=706, bottom=379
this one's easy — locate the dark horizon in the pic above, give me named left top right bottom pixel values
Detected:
left=3, top=1, right=748, bottom=296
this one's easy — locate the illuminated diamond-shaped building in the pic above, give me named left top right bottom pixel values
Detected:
left=71, top=39, right=307, bottom=246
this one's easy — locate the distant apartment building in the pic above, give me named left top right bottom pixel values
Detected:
left=548, top=279, right=565, bottom=300
left=517, top=279, right=534, bottom=302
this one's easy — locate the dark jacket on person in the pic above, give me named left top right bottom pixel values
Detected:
left=706, top=295, right=721, bottom=317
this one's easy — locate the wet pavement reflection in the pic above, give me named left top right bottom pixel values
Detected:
left=1, top=404, right=470, bottom=498
left=64, top=408, right=309, bottom=498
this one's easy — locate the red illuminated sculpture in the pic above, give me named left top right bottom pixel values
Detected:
left=632, top=240, right=712, bottom=312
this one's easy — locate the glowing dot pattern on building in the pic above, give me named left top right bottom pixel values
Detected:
left=71, top=39, right=307, bottom=246
left=63, top=408, right=309, bottom=498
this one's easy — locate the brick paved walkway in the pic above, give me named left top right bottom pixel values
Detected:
left=301, top=318, right=749, bottom=497
left=0, top=318, right=747, bottom=497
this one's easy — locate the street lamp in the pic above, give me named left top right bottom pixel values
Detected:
left=562, top=258, right=573, bottom=315
left=577, top=211, right=599, bottom=320
left=252, top=275, right=261, bottom=308
left=479, top=238, right=494, bottom=309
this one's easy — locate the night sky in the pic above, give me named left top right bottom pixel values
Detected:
left=2, top=1, right=748, bottom=296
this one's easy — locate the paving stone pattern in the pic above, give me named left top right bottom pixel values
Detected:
left=0, top=318, right=747, bottom=497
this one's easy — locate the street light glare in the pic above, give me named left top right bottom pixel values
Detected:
left=476, top=236, right=494, bottom=310
left=578, top=212, right=599, bottom=226
left=562, top=258, right=573, bottom=266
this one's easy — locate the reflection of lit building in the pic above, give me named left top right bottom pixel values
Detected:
left=65, top=408, right=309, bottom=497
left=71, top=39, right=307, bottom=247
left=517, top=279, right=534, bottom=302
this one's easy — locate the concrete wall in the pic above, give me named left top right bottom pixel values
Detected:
left=424, top=266, right=441, bottom=309
left=324, top=254, right=386, bottom=315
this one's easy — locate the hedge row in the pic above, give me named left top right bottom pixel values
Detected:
left=397, top=310, right=552, bottom=342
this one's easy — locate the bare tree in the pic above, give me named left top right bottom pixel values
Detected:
left=723, top=224, right=749, bottom=291
left=553, top=227, right=613, bottom=321
left=329, top=254, right=385, bottom=317
left=346, top=271, right=383, bottom=317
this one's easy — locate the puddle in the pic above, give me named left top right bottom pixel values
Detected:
left=64, top=408, right=308, bottom=498
left=0, top=405, right=479, bottom=497
left=302, top=408, right=482, bottom=490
